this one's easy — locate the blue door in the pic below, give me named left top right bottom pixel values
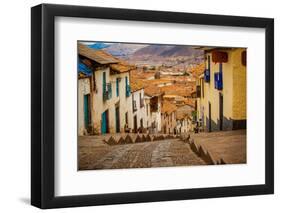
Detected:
left=101, top=110, right=108, bottom=134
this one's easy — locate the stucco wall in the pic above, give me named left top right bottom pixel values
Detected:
left=132, top=89, right=147, bottom=129
left=78, top=78, right=91, bottom=136
left=176, top=118, right=189, bottom=134
left=197, top=48, right=246, bottom=132
left=232, top=49, right=247, bottom=120
left=92, top=67, right=133, bottom=134
left=145, top=95, right=161, bottom=133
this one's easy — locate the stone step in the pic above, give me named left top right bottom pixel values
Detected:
left=104, top=133, right=177, bottom=145
left=189, top=139, right=216, bottom=165
left=141, top=134, right=148, bottom=142
left=131, top=134, right=142, bottom=143
left=124, top=134, right=133, bottom=144
left=106, top=136, right=117, bottom=145
left=146, top=134, right=152, bottom=142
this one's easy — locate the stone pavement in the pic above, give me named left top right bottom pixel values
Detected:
left=190, top=130, right=246, bottom=164
left=78, top=136, right=206, bottom=170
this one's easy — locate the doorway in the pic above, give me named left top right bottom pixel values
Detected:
left=101, top=110, right=109, bottom=134
left=83, top=94, right=91, bottom=129
left=115, top=106, right=120, bottom=133
left=133, top=115, right=137, bottom=133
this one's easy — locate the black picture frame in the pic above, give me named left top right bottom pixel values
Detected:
left=31, top=3, right=274, bottom=209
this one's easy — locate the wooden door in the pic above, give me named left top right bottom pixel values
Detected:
left=133, top=115, right=137, bottom=133
left=84, top=94, right=90, bottom=129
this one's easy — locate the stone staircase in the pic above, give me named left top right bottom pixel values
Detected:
left=179, top=134, right=225, bottom=165
left=103, top=133, right=179, bottom=146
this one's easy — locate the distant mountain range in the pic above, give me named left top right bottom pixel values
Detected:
left=86, top=42, right=147, bottom=58
left=105, top=43, right=148, bottom=58
left=132, top=45, right=173, bottom=56
left=132, top=45, right=203, bottom=58
left=84, top=42, right=203, bottom=62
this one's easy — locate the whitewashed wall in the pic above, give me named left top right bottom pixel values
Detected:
left=132, top=89, right=147, bottom=129
left=78, top=78, right=90, bottom=135
left=92, top=68, right=132, bottom=133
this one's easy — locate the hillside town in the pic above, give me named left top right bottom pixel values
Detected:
left=78, top=42, right=247, bottom=170
left=78, top=43, right=199, bottom=136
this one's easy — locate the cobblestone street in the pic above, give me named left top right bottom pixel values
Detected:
left=79, top=136, right=206, bottom=170
left=79, top=130, right=246, bottom=170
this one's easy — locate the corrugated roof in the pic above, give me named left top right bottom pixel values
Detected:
left=78, top=43, right=119, bottom=64
left=78, top=62, right=92, bottom=76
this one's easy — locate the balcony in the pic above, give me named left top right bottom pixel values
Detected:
left=103, top=83, right=112, bottom=101
left=214, top=72, right=223, bottom=90
left=204, top=69, right=210, bottom=83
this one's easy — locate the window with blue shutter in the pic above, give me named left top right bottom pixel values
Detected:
left=125, top=76, right=130, bottom=97
left=204, top=55, right=211, bottom=82
left=214, top=63, right=223, bottom=90
left=116, top=78, right=119, bottom=97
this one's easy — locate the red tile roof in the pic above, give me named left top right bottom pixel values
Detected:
left=144, top=85, right=163, bottom=97
left=130, top=79, right=146, bottom=92
left=161, top=101, right=177, bottom=114
left=110, top=63, right=132, bottom=74
left=160, top=84, right=192, bottom=97
left=189, top=63, right=205, bottom=78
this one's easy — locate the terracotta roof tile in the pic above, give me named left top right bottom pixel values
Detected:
left=144, top=85, right=163, bottom=97
left=130, top=70, right=155, bottom=79
left=161, top=101, right=177, bottom=114
left=110, top=63, right=132, bottom=73
left=183, top=98, right=195, bottom=107
left=189, top=63, right=205, bottom=78
left=160, top=84, right=192, bottom=97
left=130, top=79, right=146, bottom=92
left=148, top=79, right=173, bottom=86
left=176, top=105, right=193, bottom=119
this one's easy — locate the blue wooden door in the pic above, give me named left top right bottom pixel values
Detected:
left=84, top=95, right=89, bottom=128
left=101, top=111, right=107, bottom=134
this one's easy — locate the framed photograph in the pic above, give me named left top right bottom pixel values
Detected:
left=31, top=4, right=274, bottom=209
